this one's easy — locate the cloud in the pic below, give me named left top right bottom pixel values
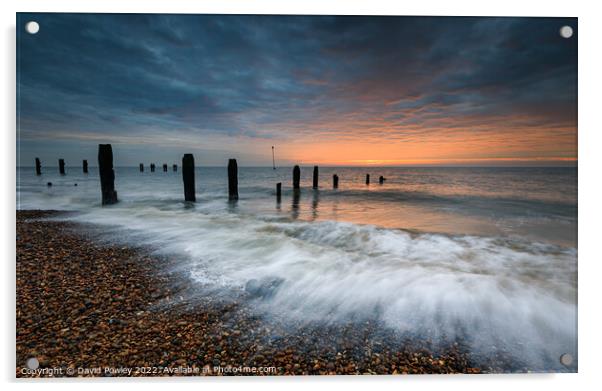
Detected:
left=17, top=14, right=577, bottom=166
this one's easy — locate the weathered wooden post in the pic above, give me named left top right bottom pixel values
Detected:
left=379, top=175, right=384, bottom=184
left=365, top=174, right=370, bottom=185
left=276, top=182, right=282, bottom=201
left=182, top=154, right=195, bottom=202
left=59, top=159, right=65, bottom=175
left=98, top=144, right=118, bottom=205
left=139, top=163, right=144, bottom=172
left=35, top=158, right=41, bottom=175
left=228, top=159, right=239, bottom=200
left=333, top=174, right=339, bottom=189
left=150, top=163, right=155, bottom=172
left=83, top=160, right=88, bottom=174
left=293, top=165, right=300, bottom=190
left=313, top=166, right=319, bottom=189
left=173, top=164, right=177, bottom=172
left=163, top=163, right=168, bottom=172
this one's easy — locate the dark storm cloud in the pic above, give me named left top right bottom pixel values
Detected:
left=16, top=13, right=577, bottom=165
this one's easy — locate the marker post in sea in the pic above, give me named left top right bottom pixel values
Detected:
left=272, top=146, right=276, bottom=170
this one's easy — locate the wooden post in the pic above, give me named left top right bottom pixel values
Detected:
left=228, top=159, right=239, bottom=200
left=139, top=163, right=144, bottom=172
left=313, top=166, right=319, bottom=189
left=379, top=175, right=384, bottom=184
left=58, top=159, right=65, bottom=175
left=333, top=174, right=339, bottom=189
left=163, top=163, right=168, bottom=172
left=150, top=163, right=155, bottom=172
left=35, top=158, right=41, bottom=175
left=293, top=165, right=300, bottom=190
left=98, top=144, right=118, bottom=205
left=182, top=154, right=195, bottom=202
left=173, top=164, right=177, bottom=172
left=83, top=160, right=88, bottom=174
left=276, top=182, right=282, bottom=201
left=365, top=174, right=370, bottom=185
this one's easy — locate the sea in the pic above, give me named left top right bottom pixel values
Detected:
left=17, top=165, right=578, bottom=371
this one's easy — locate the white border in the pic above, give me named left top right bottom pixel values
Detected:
left=3, top=1, right=601, bottom=390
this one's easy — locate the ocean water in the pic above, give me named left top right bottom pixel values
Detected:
left=17, top=166, right=577, bottom=371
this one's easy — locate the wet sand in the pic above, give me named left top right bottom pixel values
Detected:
left=16, top=210, right=483, bottom=377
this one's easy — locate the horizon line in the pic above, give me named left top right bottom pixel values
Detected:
left=16, top=164, right=578, bottom=168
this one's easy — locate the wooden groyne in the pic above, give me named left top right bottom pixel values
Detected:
left=182, top=154, right=196, bottom=202
left=228, top=159, right=239, bottom=200
left=98, top=144, right=118, bottom=205
left=34, top=148, right=393, bottom=206
left=293, top=165, right=300, bottom=190
left=58, top=159, right=65, bottom=175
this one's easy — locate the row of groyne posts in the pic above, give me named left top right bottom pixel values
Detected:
left=34, top=144, right=387, bottom=205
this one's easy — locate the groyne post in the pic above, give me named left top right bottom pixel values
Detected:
left=379, top=175, right=385, bottom=184
left=365, top=174, right=370, bottom=185
left=35, top=158, right=41, bottom=175
left=173, top=164, right=177, bottom=172
left=333, top=174, right=339, bottom=189
left=163, top=163, right=168, bottom=172
left=228, top=159, right=239, bottom=200
left=139, top=163, right=144, bottom=172
left=276, top=182, right=282, bottom=201
left=293, top=165, right=300, bottom=190
left=83, top=160, right=88, bottom=174
left=150, top=163, right=155, bottom=172
left=313, top=166, right=319, bottom=189
left=98, top=144, right=118, bottom=205
left=59, top=159, right=65, bottom=175
left=182, top=154, right=196, bottom=202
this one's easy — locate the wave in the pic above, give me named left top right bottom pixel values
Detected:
left=63, top=205, right=577, bottom=371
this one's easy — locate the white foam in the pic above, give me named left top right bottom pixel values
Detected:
left=62, top=204, right=576, bottom=370
left=17, top=167, right=577, bottom=370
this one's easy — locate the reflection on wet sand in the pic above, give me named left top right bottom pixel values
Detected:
left=227, top=198, right=238, bottom=212
left=291, top=189, right=300, bottom=220
left=311, top=190, right=320, bottom=221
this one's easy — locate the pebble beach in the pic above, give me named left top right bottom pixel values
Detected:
left=16, top=210, right=486, bottom=377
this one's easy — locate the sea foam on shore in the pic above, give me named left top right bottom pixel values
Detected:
left=56, top=203, right=578, bottom=372
left=17, top=166, right=578, bottom=372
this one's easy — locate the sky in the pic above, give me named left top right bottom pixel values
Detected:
left=17, top=14, right=577, bottom=167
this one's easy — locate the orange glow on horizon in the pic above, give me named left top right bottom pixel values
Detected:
left=260, top=107, right=577, bottom=167
left=275, top=128, right=576, bottom=166
left=324, top=157, right=577, bottom=166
